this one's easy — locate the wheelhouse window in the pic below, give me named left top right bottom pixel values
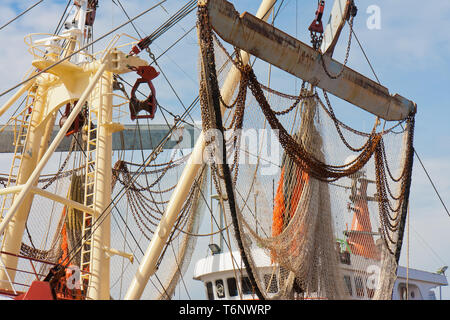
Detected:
left=227, top=277, right=238, bottom=297
left=206, top=282, right=214, bottom=300
left=215, top=279, right=225, bottom=298
left=398, top=283, right=422, bottom=300
left=241, top=276, right=253, bottom=295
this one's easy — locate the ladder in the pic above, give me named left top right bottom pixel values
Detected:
left=0, top=89, right=36, bottom=222
left=80, top=98, right=98, bottom=294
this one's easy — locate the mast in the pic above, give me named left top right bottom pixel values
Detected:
left=0, top=0, right=144, bottom=299
left=0, top=80, right=49, bottom=291
left=346, top=174, right=380, bottom=260
left=124, top=0, right=278, bottom=300
left=0, top=0, right=93, bottom=291
left=85, top=67, right=113, bottom=300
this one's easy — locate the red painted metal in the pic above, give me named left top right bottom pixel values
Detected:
left=0, top=251, right=87, bottom=300
left=14, top=281, right=54, bottom=300
left=308, top=0, right=325, bottom=34
left=128, top=36, right=152, bottom=56
left=59, top=101, right=86, bottom=137
left=128, top=66, right=160, bottom=120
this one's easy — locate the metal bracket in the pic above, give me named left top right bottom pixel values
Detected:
left=102, top=246, right=134, bottom=263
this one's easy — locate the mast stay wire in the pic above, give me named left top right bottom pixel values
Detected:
left=0, top=0, right=44, bottom=32
left=0, top=0, right=168, bottom=99
left=113, top=1, right=195, bottom=242
left=112, top=0, right=143, bottom=39
left=52, top=0, right=73, bottom=36
left=350, top=28, right=381, bottom=84
left=146, top=0, right=197, bottom=43
left=413, top=146, right=450, bottom=219
left=351, top=28, right=450, bottom=221
left=60, top=92, right=198, bottom=273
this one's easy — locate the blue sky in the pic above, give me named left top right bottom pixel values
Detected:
left=0, top=0, right=449, bottom=300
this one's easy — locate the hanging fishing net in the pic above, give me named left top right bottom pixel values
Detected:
left=0, top=0, right=415, bottom=301
left=195, top=3, right=415, bottom=300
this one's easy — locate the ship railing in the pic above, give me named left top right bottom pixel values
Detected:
left=24, top=32, right=143, bottom=69
left=93, top=33, right=143, bottom=123
left=93, top=33, right=141, bottom=61
left=24, top=33, right=95, bottom=64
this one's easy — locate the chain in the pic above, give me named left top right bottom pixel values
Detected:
left=244, top=63, right=382, bottom=181
left=380, top=138, right=408, bottom=183
left=319, top=15, right=354, bottom=80
left=374, top=115, right=415, bottom=254
left=113, top=157, right=177, bottom=193
left=322, top=90, right=376, bottom=152
left=41, top=138, right=76, bottom=189
left=316, top=92, right=407, bottom=138
left=198, top=4, right=267, bottom=300
left=213, top=31, right=316, bottom=118
left=310, top=32, right=324, bottom=51
left=198, top=2, right=416, bottom=264
left=126, top=167, right=198, bottom=243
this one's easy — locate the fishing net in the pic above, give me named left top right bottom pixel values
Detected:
left=0, top=82, right=207, bottom=300
left=195, top=3, right=415, bottom=300
left=0, top=0, right=206, bottom=298
left=108, top=156, right=207, bottom=300
left=0, top=1, right=415, bottom=301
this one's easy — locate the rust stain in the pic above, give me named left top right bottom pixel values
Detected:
left=345, top=72, right=389, bottom=99
left=208, top=0, right=415, bottom=119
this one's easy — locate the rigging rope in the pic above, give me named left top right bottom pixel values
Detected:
left=0, top=0, right=167, bottom=99
left=59, top=73, right=199, bottom=272
left=52, top=0, right=73, bottom=36
left=0, top=0, right=43, bottom=32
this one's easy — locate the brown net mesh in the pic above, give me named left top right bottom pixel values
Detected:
left=196, top=3, right=415, bottom=300
left=0, top=3, right=415, bottom=301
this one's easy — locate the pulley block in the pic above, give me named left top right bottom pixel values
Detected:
left=129, top=65, right=160, bottom=120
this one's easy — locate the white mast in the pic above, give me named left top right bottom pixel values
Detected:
left=0, top=0, right=92, bottom=291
